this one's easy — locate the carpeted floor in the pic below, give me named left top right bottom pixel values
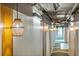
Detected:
left=51, top=52, right=69, bottom=56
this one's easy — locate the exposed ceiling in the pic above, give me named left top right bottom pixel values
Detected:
left=36, top=3, right=74, bottom=20
left=2, top=3, right=33, bottom=16
left=33, top=3, right=79, bottom=26
left=40, top=3, right=74, bottom=12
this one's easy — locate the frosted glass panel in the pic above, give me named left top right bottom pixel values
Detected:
left=13, top=6, right=43, bottom=56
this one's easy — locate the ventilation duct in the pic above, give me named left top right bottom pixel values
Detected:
left=53, top=3, right=60, bottom=10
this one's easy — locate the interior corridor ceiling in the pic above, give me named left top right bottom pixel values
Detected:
left=34, top=3, right=74, bottom=22
left=34, top=3, right=79, bottom=26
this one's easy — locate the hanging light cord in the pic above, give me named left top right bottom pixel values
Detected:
left=17, top=3, right=18, bottom=19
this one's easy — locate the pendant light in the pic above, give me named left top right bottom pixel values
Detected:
left=13, top=3, right=24, bottom=36
left=49, top=23, right=57, bottom=31
left=69, top=22, right=78, bottom=31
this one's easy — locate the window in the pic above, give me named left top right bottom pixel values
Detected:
left=55, top=27, right=64, bottom=43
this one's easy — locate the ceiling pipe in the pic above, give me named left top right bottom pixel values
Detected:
left=38, top=4, right=53, bottom=22
left=32, top=3, right=53, bottom=23
left=32, top=3, right=37, bottom=6
left=71, top=3, right=78, bottom=15
left=60, top=4, right=78, bottom=27
left=66, top=3, right=78, bottom=17
left=66, top=3, right=78, bottom=22
left=53, top=3, right=60, bottom=11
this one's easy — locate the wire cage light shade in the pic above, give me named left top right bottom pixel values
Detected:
left=13, top=18, right=24, bottom=36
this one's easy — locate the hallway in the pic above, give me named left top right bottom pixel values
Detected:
left=0, top=3, right=79, bottom=56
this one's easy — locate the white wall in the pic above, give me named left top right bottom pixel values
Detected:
left=68, top=21, right=79, bottom=56
left=46, top=31, right=51, bottom=56
left=74, top=21, right=79, bottom=56
left=69, top=30, right=75, bottom=56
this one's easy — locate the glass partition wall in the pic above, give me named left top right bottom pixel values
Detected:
left=13, top=4, right=44, bottom=56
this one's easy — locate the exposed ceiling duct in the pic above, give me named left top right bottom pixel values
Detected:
left=66, top=3, right=79, bottom=23
left=71, top=3, right=79, bottom=14
left=33, top=4, right=51, bottom=25
left=53, top=3, right=60, bottom=10
left=37, top=4, right=53, bottom=22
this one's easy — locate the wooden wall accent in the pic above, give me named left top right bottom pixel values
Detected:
left=0, top=4, right=2, bottom=56
left=1, top=4, right=13, bottom=56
